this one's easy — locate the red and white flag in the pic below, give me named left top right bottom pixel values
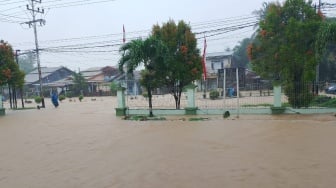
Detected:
left=201, top=36, right=207, bottom=81
left=123, top=24, right=126, bottom=43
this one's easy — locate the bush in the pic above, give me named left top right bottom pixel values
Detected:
left=34, top=96, right=42, bottom=104
left=285, top=83, right=313, bottom=108
left=59, top=95, right=66, bottom=101
left=110, top=81, right=119, bottom=96
left=66, top=91, right=73, bottom=98
left=78, top=95, right=84, bottom=102
left=209, top=90, right=219, bottom=100
left=142, top=92, right=148, bottom=98
left=311, top=95, right=336, bottom=108
left=311, top=95, right=331, bottom=104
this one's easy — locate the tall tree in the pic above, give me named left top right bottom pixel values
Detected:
left=152, top=20, right=202, bottom=109
left=18, top=51, right=35, bottom=74
left=316, top=19, right=336, bottom=81
left=119, top=36, right=168, bottom=117
left=71, top=72, right=88, bottom=96
left=233, top=38, right=253, bottom=69
left=248, top=0, right=323, bottom=108
left=0, top=41, right=25, bottom=108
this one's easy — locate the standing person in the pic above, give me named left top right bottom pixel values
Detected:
left=51, top=91, right=59, bottom=108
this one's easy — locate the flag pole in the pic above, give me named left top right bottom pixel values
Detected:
left=202, top=36, right=207, bottom=99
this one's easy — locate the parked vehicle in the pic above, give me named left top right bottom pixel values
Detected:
left=325, top=84, right=336, bottom=94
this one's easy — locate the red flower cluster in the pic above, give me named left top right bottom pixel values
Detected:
left=2, top=68, right=11, bottom=80
left=274, top=52, right=279, bottom=60
left=260, top=29, right=267, bottom=38
left=247, top=44, right=254, bottom=61
left=191, top=68, right=198, bottom=75
left=180, top=45, right=188, bottom=55
left=318, top=10, right=325, bottom=20
left=306, top=50, right=314, bottom=56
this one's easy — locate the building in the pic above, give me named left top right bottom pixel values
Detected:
left=24, top=66, right=74, bottom=96
left=202, top=51, right=234, bottom=91
left=80, top=66, right=123, bottom=95
left=206, top=51, right=233, bottom=76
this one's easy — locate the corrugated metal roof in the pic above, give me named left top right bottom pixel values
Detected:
left=206, top=51, right=233, bottom=58
left=25, top=66, right=67, bottom=84
left=80, top=67, right=103, bottom=78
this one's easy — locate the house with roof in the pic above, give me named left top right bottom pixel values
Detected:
left=205, top=51, right=234, bottom=76
left=201, top=51, right=235, bottom=91
left=25, top=66, right=74, bottom=96
left=80, top=66, right=123, bottom=95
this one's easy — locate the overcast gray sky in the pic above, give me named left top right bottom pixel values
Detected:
left=0, top=0, right=331, bottom=71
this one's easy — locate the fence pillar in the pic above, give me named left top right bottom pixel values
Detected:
left=115, top=87, right=127, bottom=116
left=271, top=85, right=285, bottom=114
left=0, top=94, right=4, bottom=116
left=185, top=84, right=197, bottom=115
left=273, top=86, right=282, bottom=107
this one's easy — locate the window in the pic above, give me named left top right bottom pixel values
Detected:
left=211, top=60, right=223, bottom=70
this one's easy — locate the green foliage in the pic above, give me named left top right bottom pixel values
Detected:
left=119, top=36, right=168, bottom=117
left=118, top=20, right=202, bottom=111
left=71, top=72, right=88, bottom=96
left=34, top=96, right=42, bottom=104
left=189, top=117, right=209, bottom=121
left=316, top=21, right=336, bottom=81
left=250, top=0, right=323, bottom=107
left=0, top=41, right=25, bottom=88
left=66, top=91, right=73, bottom=98
left=318, top=43, right=336, bottom=81
left=322, top=98, right=336, bottom=108
left=209, top=90, right=219, bottom=100
left=310, top=95, right=336, bottom=108
left=124, top=115, right=166, bottom=121
left=110, top=81, right=119, bottom=95
left=18, top=51, right=35, bottom=74
left=284, top=82, right=314, bottom=108
left=59, top=95, right=66, bottom=101
left=142, top=92, right=148, bottom=98
left=233, top=38, right=253, bottom=69
left=78, top=94, right=83, bottom=102
left=316, top=22, right=336, bottom=59
left=152, top=20, right=202, bottom=109
left=241, top=103, right=273, bottom=107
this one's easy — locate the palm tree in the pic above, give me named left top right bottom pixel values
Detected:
left=119, top=36, right=168, bottom=117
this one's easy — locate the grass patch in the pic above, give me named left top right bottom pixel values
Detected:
left=189, top=117, right=210, bottom=121
left=123, top=115, right=166, bottom=121
left=241, top=103, right=272, bottom=108
left=282, top=103, right=291, bottom=107
left=12, top=107, right=36, bottom=110
left=310, top=95, right=336, bottom=108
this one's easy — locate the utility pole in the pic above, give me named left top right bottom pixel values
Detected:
left=24, top=0, right=46, bottom=108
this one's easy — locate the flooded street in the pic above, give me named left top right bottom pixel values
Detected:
left=1, top=97, right=336, bottom=188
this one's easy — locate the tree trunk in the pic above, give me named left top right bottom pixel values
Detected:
left=13, top=87, right=17, bottom=109
left=174, top=94, right=178, bottom=109
left=8, top=85, right=13, bottom=109
left=177, top=87, right=183, bottom=109
left=20, top=88, right=25, bottom=108
left=147, top=87, right=154, bottom=117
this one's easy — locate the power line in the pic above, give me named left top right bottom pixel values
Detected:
left=24, top=0, right=46, bottom=108
left=42, top=0, right=116, bottom=9
left=0, top=0, right=117, bottom=23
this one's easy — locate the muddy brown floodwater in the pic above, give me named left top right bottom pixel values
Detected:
left=0, top=97, right=336, bottom=188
